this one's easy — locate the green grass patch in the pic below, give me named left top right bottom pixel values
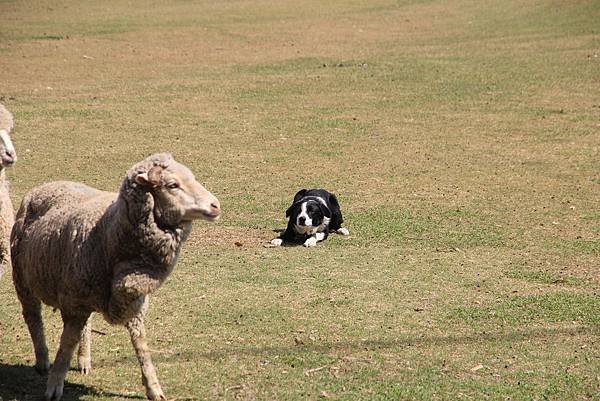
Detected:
left=452, top=292, right=600, bottom=326
left=349, top=206, right=504, bottom=249
left=548, top=237, right=600, bottom=256
left=507, top=269, right=585, bottom=287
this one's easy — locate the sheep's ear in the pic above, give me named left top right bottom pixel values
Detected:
left=135, top=166, right=163, bottom=187
left=147, top=166, right=163, bottom=185
left=134, top=172, right=152, bottom=187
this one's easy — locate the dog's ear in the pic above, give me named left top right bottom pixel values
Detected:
left=286, top=202, right=299, bottom=218
left=318, top=203, right=332, bottom=218
left=328, top=193, right=340, bottom=209
left=292, top=189, right=308, bottom=204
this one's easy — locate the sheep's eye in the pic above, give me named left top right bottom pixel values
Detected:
left=167, top=182, right=179, bottom=190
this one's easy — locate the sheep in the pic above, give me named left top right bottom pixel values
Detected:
left=11, top=153, right=221, bottom=401
left=0, top=103, right=17, bottom=279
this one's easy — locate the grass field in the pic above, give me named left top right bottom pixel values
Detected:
left=0, top=0, right=599, bottom=400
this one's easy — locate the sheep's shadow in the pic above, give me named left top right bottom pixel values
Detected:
left=0, top=363, right=144, bottom=401
left=194, top=324, right=598, bottom=361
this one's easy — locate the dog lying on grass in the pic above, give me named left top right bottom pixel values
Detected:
left=270, top=188, right=349, bottom=247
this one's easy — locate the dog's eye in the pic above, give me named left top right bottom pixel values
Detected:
left=167, top=182, right=179, bottom=190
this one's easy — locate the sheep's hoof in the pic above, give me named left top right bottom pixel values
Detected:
left=44, top=378, right=64, bottom=401
left=35, top=360, right=50, bottom=375
left=77, top=358, right=92, bottom=375
left=146, top=385, right=166, bottom=400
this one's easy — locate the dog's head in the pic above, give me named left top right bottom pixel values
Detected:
left=286, top=191, right=331, bottom=235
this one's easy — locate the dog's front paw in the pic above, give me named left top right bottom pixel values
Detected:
left=303, top=237, right=318, bottom=247
left=269, top=238, right=283, bottom=247
left=337, top=227, right=350, bottom=236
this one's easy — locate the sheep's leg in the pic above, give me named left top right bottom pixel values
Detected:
left=45, top=313, right=89, bottom=401
left=77, top=314, right=93, bottom=374
left=108, top=266, right=162, bottom=324
left=20, top=298, right=50, bottom=374
left=126, top=308, right=165, bottom=401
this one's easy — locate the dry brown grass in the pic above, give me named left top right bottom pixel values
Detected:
left=1, top=0, right=599, bottom=400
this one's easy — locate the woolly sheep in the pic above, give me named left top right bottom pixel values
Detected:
left=11, top=153, right=221, bottom=401
left=0, top=103, right=17, bottom=279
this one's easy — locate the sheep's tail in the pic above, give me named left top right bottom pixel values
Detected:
left=10, top=186, right=41, bottom=279
left=0, top=103, right=14, bottom=135
left=10, top=183, right=76, bottom=273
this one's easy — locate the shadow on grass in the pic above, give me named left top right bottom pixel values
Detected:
left=267, top=228, right=349, bottom=247
left=0, top=363, right=144, bottom=401
left=194, top=324, right=599, bottom=360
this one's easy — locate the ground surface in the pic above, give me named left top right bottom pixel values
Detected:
left=0, top=0, right=599, bottom=400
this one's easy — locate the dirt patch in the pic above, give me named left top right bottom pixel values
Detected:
left=186, top=225, right=274, bottom=248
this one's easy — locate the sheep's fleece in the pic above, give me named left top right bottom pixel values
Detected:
left=11, top=153, right=220, bottom=401
left=0, top=102, right=16, bottom=279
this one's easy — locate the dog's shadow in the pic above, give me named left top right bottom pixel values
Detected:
left=267, top=228, right=349, bottom=248
left=266, top=228, right=303, bottom=247
left=0, top=363, right=144, bottom=401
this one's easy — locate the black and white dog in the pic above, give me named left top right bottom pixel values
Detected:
left=270, top=189, right=349, bottom=247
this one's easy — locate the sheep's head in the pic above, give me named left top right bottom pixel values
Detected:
left=0, top=104, right=16, bottom=168
left=0, top=129, right=16, bottom=168
left=133, top=154, right=221, bottom=227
